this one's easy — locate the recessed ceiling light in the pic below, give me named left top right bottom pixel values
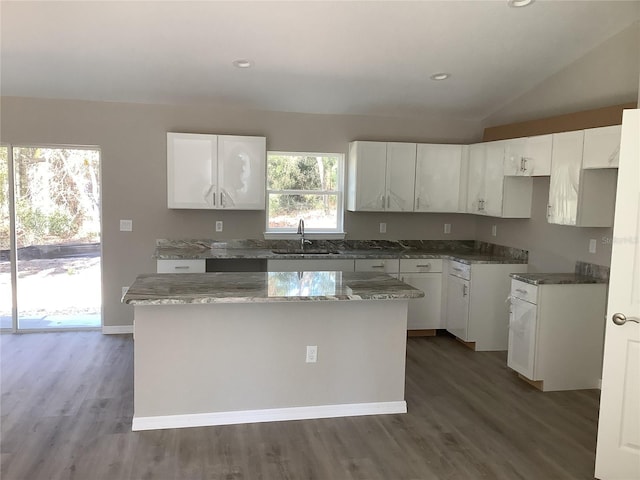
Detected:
left=232, top=59, right=253, bottom=69
left=430, top=73, right=450, bottom=81
left=508, top=0, right=534, bottom=7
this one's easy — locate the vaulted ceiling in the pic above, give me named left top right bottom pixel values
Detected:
left=1, top=1, right=639, bottom=121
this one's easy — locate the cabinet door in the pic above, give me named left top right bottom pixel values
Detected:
left=525, top=134, right=552, bottom=176
left=548, top=131, right=583, bottom=225
left=354, top=259, right=399, bottom=274
left=167, top=133, right=217, bottom=209
left=350, top=141, right=387, bottom=211
left=218, top=135, right=266, bottom=210
left=401, top=273, right=443, bottom=329
left=445, top=275, right=470, bottom=341
left=385, top=142, right=416, bottom=212
left=157, top=259, right=206, bottom=273
left=415, top=144, right=463, bottom=212
left=503, top=138, right=527, bottom=176
left=583, top=125, right=622, bottom=169
left=466, top=144, right=485, bottom=213
left=483, top=141, right=505, bottom=217
left=507, top=298, right=538, bottom=380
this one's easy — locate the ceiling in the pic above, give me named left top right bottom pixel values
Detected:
left=1, top=1, right=639, bottom=121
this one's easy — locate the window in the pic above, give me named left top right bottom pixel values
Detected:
left=266, top=152, right=344, bottom=236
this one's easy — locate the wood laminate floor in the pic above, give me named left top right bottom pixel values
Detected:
left=0, top=332, right=600, bottom=480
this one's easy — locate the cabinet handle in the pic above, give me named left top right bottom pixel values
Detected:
left=515, top=288, right=527, bottom=294
left=416, top=197, right=420, bottom=209
left=381, top=195, right=385, bottom=209
left=220, top=192, right=225, bottom=207
left=416, top=264, right=431, bottom=268
left=371, top=265, right=385, bottom=269
left=213, top=193, right=216, bottom=206
left=462, top=284, right=468, bottom=297
left=387, top=195, right=390, bottom=208
left=547, top=205, right=551, bottom=217
left=453, top=267, right=464, bottom=273
left=174, top=266, right=190, bottom=270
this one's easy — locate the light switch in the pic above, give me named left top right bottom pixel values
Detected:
left=491, top=225, right=497, bottom=237
left=589, top=239, right=597, bottom=254
left=444, top=223, right=451, bottom=234
left=119, top=219, right=133, bottom=232
left=379, top=223, right=387, bottom=233
left=215, top=221, right=223, bottom=232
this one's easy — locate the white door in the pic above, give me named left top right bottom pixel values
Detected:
left=467, top=144, right=485, bottom=213
left=167, top=133, right=217, bottom=208
left=595, top=110, right=640, bottom=480
left=415, top=144, right=463, bottom=212
left=353, top=141, right=387, bottom=211
left=402, top=273, right=443, bottom=329
left=548, top=130, right=583, bottom=225
left=445, top=274, right=470, bottom=341
left=218, top=135, right=266, bottom=210
left=385, top=142, right=416, bottom=212
left=483, top=141, right=506, bottom=217
left=507, top=297, right=538, bottom=380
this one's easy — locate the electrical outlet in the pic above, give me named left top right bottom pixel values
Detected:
left=589, top=239, right=597, bottom=254
left=444, top=223, right=451, bottom=234
left=491, top=225, right=497, bottom=237
left=379, top=223, right=387, bottom=234
left=119, top=219, right=132, bottom=232
left=306, top=345, right=318, bottom=363
left=215, top=221, right=223, bottom=232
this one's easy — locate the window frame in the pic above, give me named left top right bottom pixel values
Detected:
left=264, top=151, right=345, bottom=239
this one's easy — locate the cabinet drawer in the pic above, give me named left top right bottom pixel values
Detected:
left=400, top=258, right=443, bottom=273
left=354, top=259, right=400, bottom=273
left=157, top=259, right=206, bottom=273
left=448, top=260, right=470, bottom=280
left=510, top=280, right=538, bottom=304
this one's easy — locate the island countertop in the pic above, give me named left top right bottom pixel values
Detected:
left=123, top=271, right=425, bottom=305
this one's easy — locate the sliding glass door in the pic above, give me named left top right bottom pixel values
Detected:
left=2, top=145, right=102, bottom=331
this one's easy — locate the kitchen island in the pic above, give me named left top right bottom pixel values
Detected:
left=123, top=271, right=423, bottom=431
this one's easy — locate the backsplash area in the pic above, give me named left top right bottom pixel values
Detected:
left=575, top=261, right=610, bottom=282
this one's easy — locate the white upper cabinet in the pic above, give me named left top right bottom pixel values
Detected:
left=415, top=144, right=467, bottom=212
left=217, top=135, right=266, bottom=209
left=347, top=141, right=415, bottom=212
left=167, top=133, right=266, bottom=210
left=467, top=141, right=532, bottom=218
left=503, top=134, right=552, bottom=176
left=582, top=125, right=622, bottom=169
left=547, top=130, right=617, bottom=227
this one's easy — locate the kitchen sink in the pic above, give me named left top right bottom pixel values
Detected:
left=271, top=249, right=342, bottom=255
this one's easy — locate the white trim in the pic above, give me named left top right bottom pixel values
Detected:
left=132, top=400, right=406, bottom=431
left=102, top=325, right=133, bottom=334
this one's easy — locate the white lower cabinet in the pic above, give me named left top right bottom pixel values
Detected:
left=157, top=259, right=206, bottom=273
left=398, top=259, right=443, bottom=330
left=444, top=260, right=527, bottom=351
left=354, top=259, right=400, bottom=274
left=267, top=259, right=355, bottom=272
left=508, top=279, right=607, bottom=391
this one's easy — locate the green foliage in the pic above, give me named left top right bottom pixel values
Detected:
left=16, top=200, right=48, bottom=244
left=48, top=210, right=80, bottom=238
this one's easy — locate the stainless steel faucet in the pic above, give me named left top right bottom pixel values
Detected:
left=297, top=219, right=312, bottom=251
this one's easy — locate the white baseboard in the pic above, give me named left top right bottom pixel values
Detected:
left=102, top=325, right=133, bottom=335
left=132, top=400, right=407, bottom=431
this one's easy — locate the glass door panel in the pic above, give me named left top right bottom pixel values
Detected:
left=13, top=147, right=101, bottom=330
left=0, top=147, right=11, bottom=330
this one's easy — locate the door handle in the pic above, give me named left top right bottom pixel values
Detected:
left=612, top=313, right=640, bottom=326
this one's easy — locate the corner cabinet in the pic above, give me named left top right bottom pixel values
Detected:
left=347, top=141, right=416, bottom=212
left=582, top=125, right=622, bottom=169
left=547, top=130, right=617, bottom=227
left=467, top=141, right=533, bottom=218
left=167, top=132, right=266, bottom=210
left=414, top=144, right=468, bottom=212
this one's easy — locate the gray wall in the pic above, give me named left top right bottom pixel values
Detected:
left=475, top=178, right=613, bottom=273
left=0, top=96, right=480, bottom=328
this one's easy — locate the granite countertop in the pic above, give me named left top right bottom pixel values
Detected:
left=123, top=271, right=425, bottom=305
left=509, top=272, right=607, bottom=285
left=154, top=246, right=527, bottom=265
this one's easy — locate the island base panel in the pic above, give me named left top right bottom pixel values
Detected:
left=133, top=300, right=408, bottom=430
